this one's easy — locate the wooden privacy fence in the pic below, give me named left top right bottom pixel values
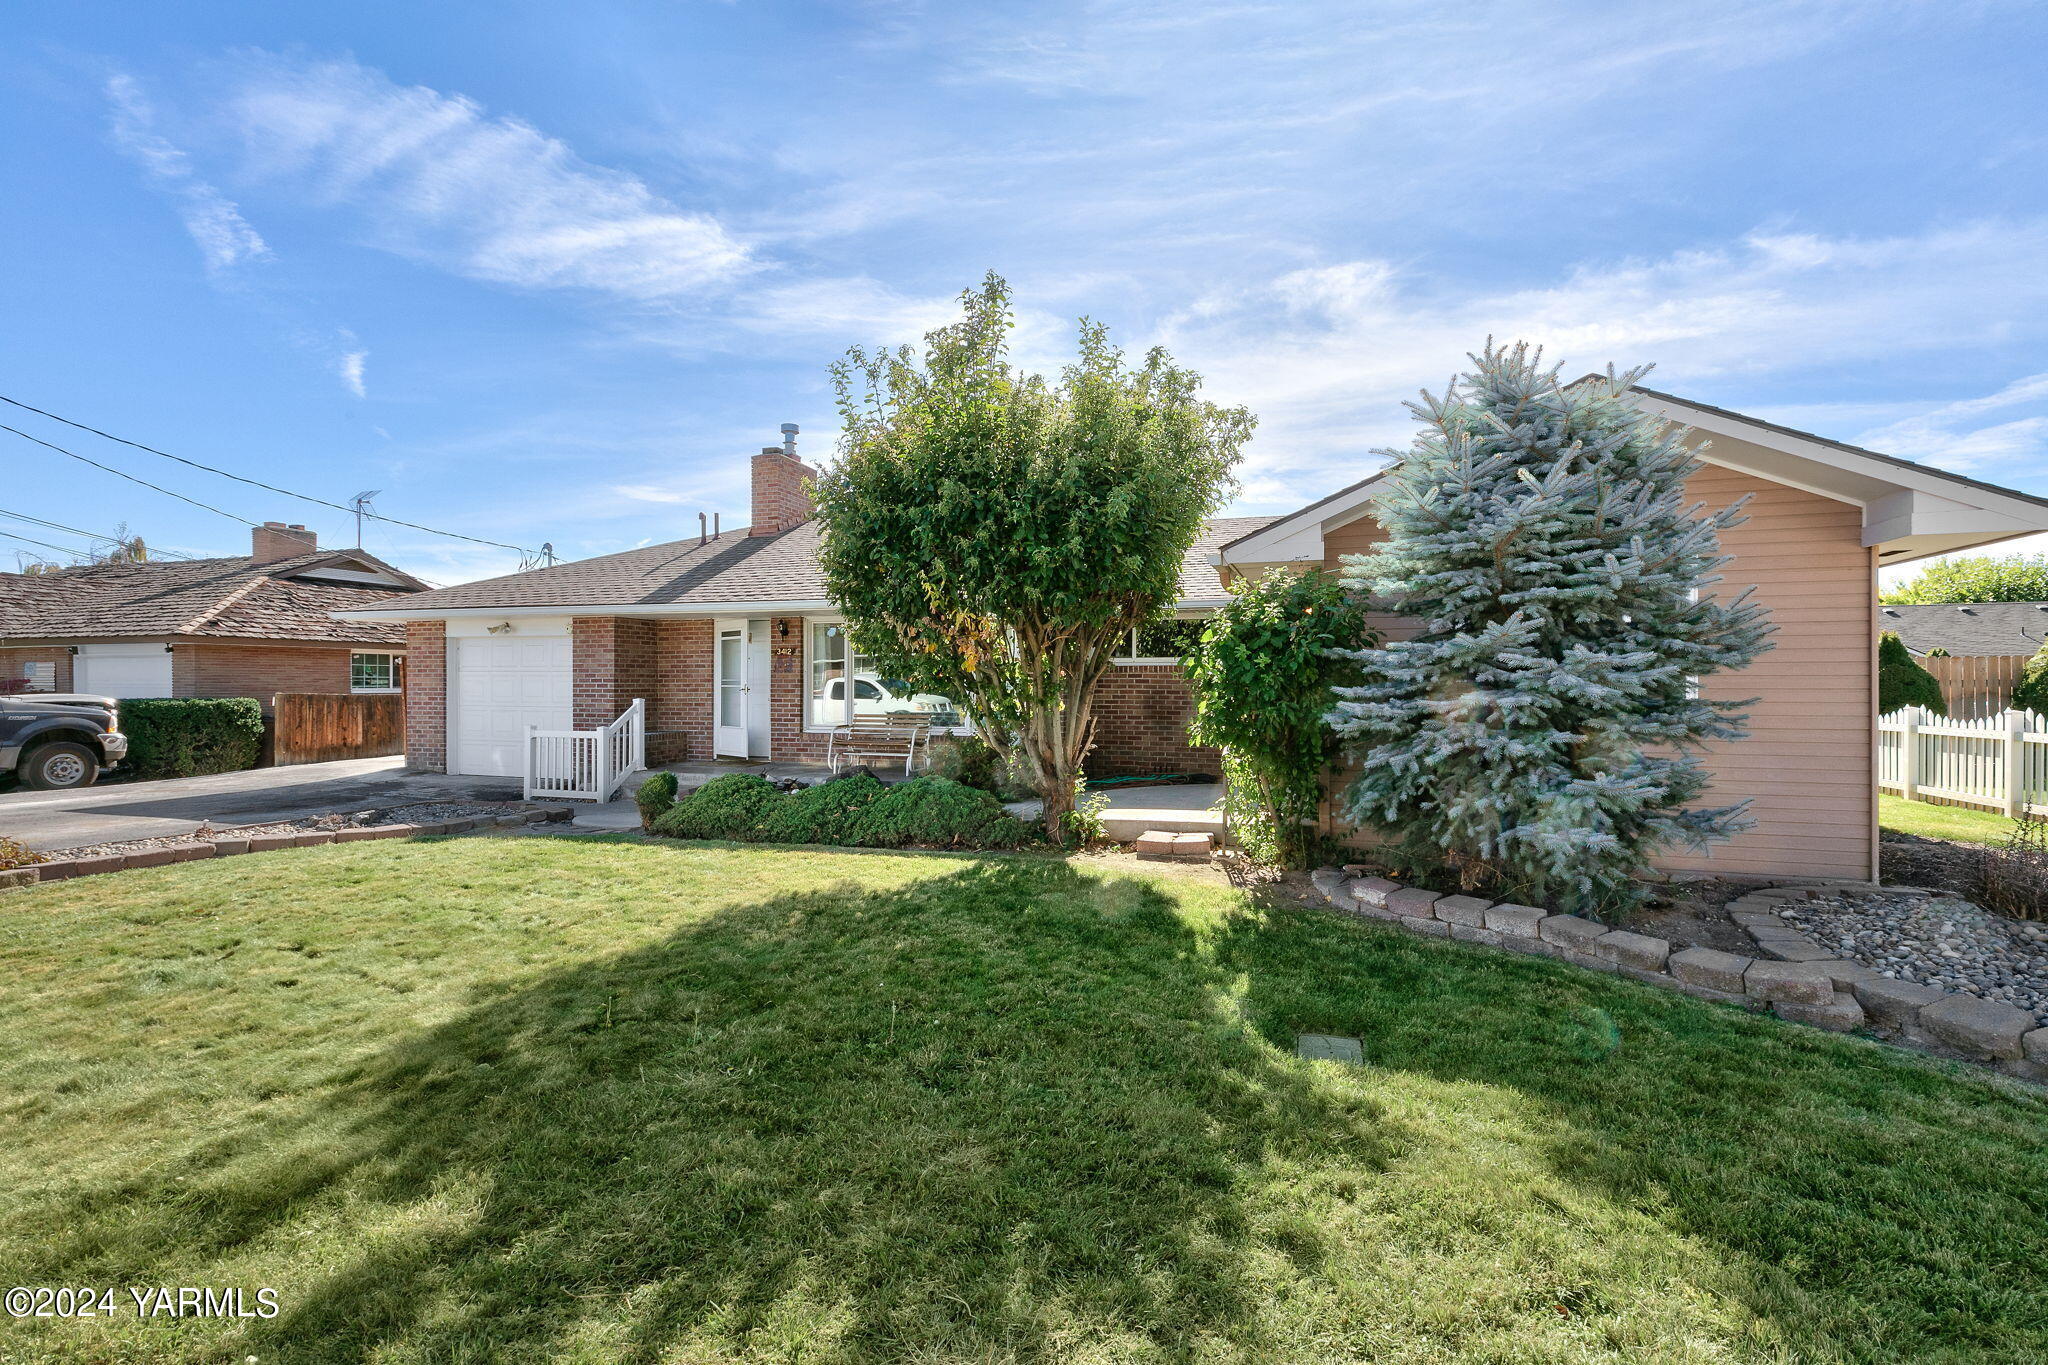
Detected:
left=1878, top=706, right=2048, bottom=816
left=1922, top=653, right=2031, bottom=720
left=272, top=692, right=404, bottom=766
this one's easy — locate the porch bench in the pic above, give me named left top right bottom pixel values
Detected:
left=827, top=714, right=933, bottom=776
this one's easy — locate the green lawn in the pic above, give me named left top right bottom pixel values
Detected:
left=1879, top=794, right=2020, bottom=846
left=2, top=837, right=2044, bottom=1364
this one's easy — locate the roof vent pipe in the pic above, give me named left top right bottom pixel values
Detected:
left=699, top=512, right=707, bottom=547
left=713, top=513, right=720, bottom=540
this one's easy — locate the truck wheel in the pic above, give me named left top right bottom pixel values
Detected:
left=21, top=741, right=99, bottom=791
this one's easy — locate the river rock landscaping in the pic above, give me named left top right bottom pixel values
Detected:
left=1774, top=889, right=2048, bottom=1026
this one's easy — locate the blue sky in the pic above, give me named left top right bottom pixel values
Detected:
left=4, top=1, right=2047, bottom=585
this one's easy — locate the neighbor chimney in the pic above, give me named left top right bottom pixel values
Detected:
left=250, top=520, right=318, bottom=563
left=749, top=424, right=815, bottom=537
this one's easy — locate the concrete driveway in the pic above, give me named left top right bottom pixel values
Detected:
left=0, top=757, right=531, bottom=852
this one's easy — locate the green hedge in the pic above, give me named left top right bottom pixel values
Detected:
left=651, top=772, right=1031, bottom=850
left=118, top=697, right=265, bottom=780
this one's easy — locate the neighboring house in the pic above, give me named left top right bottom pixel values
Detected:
left=0, top=521, right=428, bottom=705
left=1877, top=600, right=2048, bottom=657
left=1214, top=383, right=2048, bottom=882
left=341, top=391, right=2048, bottom=882
left=1875, top=600, right=2048, bottom=717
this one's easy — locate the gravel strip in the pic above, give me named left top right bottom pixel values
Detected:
left=43, top=801, right=534, bottom=860
left=1778, top=891, right=2048, bottom=1025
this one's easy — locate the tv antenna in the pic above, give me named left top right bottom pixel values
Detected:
left=349, top=490, right=382, bottom=548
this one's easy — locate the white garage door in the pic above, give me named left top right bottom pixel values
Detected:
left=74, top=644, right=174, bottom=699
left=450, top=635, right=572, bottom=777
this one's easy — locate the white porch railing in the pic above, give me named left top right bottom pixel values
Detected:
left=1878, top=706, right=2048, bottom=817
left=525, top=698, right=646, bottom=802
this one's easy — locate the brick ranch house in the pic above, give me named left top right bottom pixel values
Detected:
left=340, top=390, right=2048, bottom=882
left=336, top=435, right=1259, bottom=781
left=0, top=521, right=428, bottom=705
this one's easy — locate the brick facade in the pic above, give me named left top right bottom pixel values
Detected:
left=649, top=619, right=712, bottom=764
left=172, top=641, right=379, bottom=708
left=0, top=645, right=73, bottom=694
left=402, top=612, right=1210, bottom=778
left=0, top=639, right=393, bottom=712
left=403, top=621, right=447, bottom=772
left=749, top=450, right=815, bottom=536
left=1086, top=664, right=1219, bottom=777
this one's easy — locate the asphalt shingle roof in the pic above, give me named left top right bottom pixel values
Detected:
left=1877, top=601, right=2048, bottom=658
left=356, top=516, right=1281, bottom=616
left=0, top=551, right=417, bottom=645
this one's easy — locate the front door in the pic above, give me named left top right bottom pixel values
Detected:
left=714, top=619, right=750, bottom=758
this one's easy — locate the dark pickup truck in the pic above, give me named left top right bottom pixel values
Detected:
left=0, top=694, right=129, bottom=790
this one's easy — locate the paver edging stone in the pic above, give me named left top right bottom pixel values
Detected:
left=1307, top=867, right=2048, bottom=1083
left=0, top=807, right=562, bottom=891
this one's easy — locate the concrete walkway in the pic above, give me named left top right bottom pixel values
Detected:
left=1005, top=781, right=1226, bottom=842
left=0, top=757, right=527, bottom=852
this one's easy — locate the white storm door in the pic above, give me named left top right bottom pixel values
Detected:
left=74, top=644, right=174, bottom=698
left=714, top=619, right=750, bottom=758
left=450, top=635, right=572, bottom=777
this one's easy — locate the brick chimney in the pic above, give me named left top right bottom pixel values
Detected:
left=250, top=520, right=317, bottom=563
left=749, top=425, right=815, bottom=537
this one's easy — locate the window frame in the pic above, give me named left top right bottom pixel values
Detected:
left=1111, top=611, right=1211, bottom=667
left=802, top=617, right=972, bottom=734
left=349, top=650, right=402, bottom=694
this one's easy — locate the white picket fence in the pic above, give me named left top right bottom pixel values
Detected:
left=1878, top=706, right=2048, bottom=817
left=524, top=697, right=646, bottom=802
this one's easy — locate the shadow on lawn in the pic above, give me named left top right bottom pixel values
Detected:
left=1218, top=889, right=2048, bottom=1363
left=36, top=857, right=1408, bottom=1362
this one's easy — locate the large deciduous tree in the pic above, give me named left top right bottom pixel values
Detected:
left=1326, top=343, right=1773, bottom=917
left=814, top=274, right=1252, bottom=839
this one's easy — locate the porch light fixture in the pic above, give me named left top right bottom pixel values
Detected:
left=778, top=620, right=789, bottom=638
left=487, top=621, right=515, bottom=635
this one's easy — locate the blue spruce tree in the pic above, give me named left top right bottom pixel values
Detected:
left=1326, top=344, right=1773, bottom=917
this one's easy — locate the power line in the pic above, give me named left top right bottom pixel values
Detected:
left=0, top=507, right=199, bottom=560
left=0, top=394, right=539, bottom=555
left=0, top=527, right=99, bottom=560
left=0, top=423, right=256, bottom=526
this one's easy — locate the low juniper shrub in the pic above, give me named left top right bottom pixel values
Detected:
left=651, top=773, right=783, bottom=841
left=848, top=776, right=1030, bottom=850
left=634, top=771, right=680, bottom=830
left=755, top=770, right=889, bottom=845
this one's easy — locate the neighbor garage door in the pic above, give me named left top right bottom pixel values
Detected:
left=449, top=635, right=572, bottom=777
left=73, top=644, right=174, bottom=699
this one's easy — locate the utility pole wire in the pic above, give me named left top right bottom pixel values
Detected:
left=0, top=395, right=538, bottom=555
left=1, top=423, right=256, bottom=525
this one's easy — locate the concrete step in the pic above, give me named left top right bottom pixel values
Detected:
left=1104, top=809, right=1225, bottom=842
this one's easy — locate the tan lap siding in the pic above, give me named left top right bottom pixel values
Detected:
left=1661, top=466, right=1874, bottom=881
left=1317, top=466, right=1876, bottom=882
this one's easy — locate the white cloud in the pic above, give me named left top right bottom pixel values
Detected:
left=1851, top=372, right=2048, bottom=474
left=610, top=484, right=692, bottom=505
left=337, top=346, right=367, bottom=398
left=104, top=74, right=269, bottom=272
left=216, top=54, right=750, bottom=301
left=1157, top=223, right=2048, bottom=508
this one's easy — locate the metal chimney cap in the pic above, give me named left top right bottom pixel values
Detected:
left=780, top=423, right=799, bottom=435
